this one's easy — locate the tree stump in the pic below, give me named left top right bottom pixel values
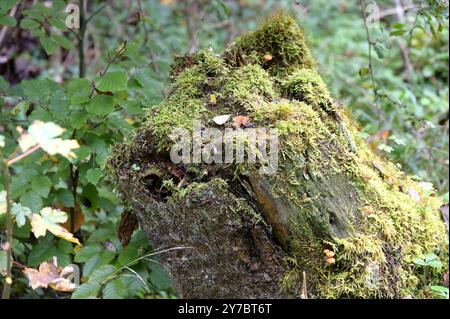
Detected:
left=108, top=14, right=448, bottom=298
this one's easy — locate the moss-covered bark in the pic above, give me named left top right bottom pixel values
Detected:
left=108, top=13, right=448, bottom=298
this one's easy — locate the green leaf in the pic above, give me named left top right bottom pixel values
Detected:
left=11, top=203, right=32, bottom=227
left=89, top=264, right=117, bottom=283
left=47, top=17, right=67, bottom=31
left=55, top=188, right=74, bottom=207
left=74, top=244, right=102, bottom=263
left=40, top=36, right=58, bottom=55
left=149, top=262, right=171, bottom=290
left=95, top=72, right=128, bottom=93
left=82, top=251, right=116, bottom=277
left=0, top=0, right=16, bottom=15
left=0, top=75, right=9, bottom=93
left=86, top=168, right=102, bottom=185
left=71, top=281, right=101, bottom=299
left=33, top=2, right=52, bottom=15
left=27, top=236, right=57, bottom=267
left=118, top=245, right=139, bottom=266
left=392, top=23, right=406, bottom=30
left=390, top=30, right=406, bottom=36
left=0, top=14, right=16, bottom=27
left=102, top=278, right=125, bottom=299
left=69, top=110, right=88, bottom=129
left=20, top=18, right=39, bottom=29
left=21, top=79, right=52, bottom=102
left=68, top=79, right=91, bottom=105
left=20, top=191, right=43, bottom=211
left=430, top=285, right=449, bottom=298
left=87, top=94, right=115, bottom=115
left=31, top=176, right=52, bottom=198
left=51, top=34, right=74, bottom=50
left=374, top=43, right=385, bottom=59
left=359, top=67, right=369, bottom=78
left=74, top=145, right=91, bottom=162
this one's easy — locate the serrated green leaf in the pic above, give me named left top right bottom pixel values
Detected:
left=31, top=176, right=52, bottom=198
left=40, top=36, right=58, bottom=55
left=47, top=17, right=67, bottom=31
left=22, top=10, right=45, bottom=22
left=21, top=79, right=52, bottom=102
left=86, top=168, right=102, bottom=185
left=0, top=0, right=16, bottom=15
left=69, top=110, right=88, bottom=129
left=67, top=79, right=90, bottom=105
left=51, top=34, right=74, bottom=49
left=33, top=2, right=52, bottom=15
left=118, top=245, right=139, bottom=266
left=95, top=72, right=128, bottom=93
left=82, top=251, right=116, bottom=277
left=27, top=236, right=57, bottom=267
left=71, top=281, right=101, bottom=299
left=0, top=14, right=16, bottom=27
left=87, top=94, right=115, bottom=115
left=20, top=18, right=39, bottom=29
left=102, top=278, right=125, bottom=299
left=20, top=191, right=43, bottom=211
left=55, top=188, right=74, bottom=207
left=74, top=244, right=103, bottom=263
left=90, top=264, right=117, bottom=283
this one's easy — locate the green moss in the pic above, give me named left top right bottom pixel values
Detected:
left=282, top=69, right=334, bottom=113
left=235, top=12, right=315, bottom=77
left=221, top=64, right=277, bottom=105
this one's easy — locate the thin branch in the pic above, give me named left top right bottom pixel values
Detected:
left=359, top=0, right=384, bottom=121
left=7, top=144, right=41, bottom=167
left=85, top=0, right=113, bottom=25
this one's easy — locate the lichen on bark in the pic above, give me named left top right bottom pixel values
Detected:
left=107, top=13, right=448, bottom=298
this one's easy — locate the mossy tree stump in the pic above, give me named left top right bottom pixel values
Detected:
left=108, top=14, right=448, bottom=298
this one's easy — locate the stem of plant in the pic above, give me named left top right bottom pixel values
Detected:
left=1, top=156, right=12, bottom=299
left=68, top=0, right=88, bottom=234
left=359, top=0, right=385, bottom=123
left=78, top=0, right=86, bottom=78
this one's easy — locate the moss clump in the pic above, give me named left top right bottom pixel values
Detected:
left=109, top=13, right=448, bottom=299
left=282, top=69, right=334, bottom=113
left=235, top=12, right=315, bottom=77
left=221, top=64, right=277, bottom=105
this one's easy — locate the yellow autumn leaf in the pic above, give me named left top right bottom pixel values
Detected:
left=30, top=208, right=81, bottom=246
left=16, top=121, right=80, bottom=159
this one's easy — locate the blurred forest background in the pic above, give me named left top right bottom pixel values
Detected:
left=0, top=0, right=448, bottom=299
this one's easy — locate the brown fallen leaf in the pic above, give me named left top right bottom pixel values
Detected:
left=232, top=115, right=251, bottom=128
left=23, top=258, right=76, bottom=292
